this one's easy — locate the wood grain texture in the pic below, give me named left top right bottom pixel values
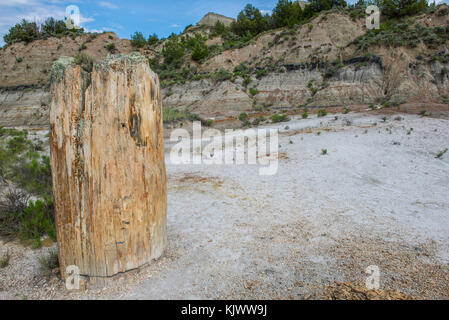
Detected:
left=49, top=54, right=167, bottom=283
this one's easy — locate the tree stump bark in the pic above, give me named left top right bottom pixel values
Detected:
left=49, top=54, right=167, bottom=286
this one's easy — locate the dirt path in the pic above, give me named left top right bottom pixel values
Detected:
left=1, top=112, right=448, bottom=299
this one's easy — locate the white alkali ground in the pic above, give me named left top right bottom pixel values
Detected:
left=1, top=112, right=448, bottom=299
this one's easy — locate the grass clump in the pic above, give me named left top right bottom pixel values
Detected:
left=436, top=148, right=448, bottom=159
left=74, top=52, right=93, bottom=73
left=163, top=108, right=201, bottom=124
left=249, top=87, right=259, bottom=96
left=105, top=43, right=117, bottom=53
left=38, top=249, right=59, bottom=277
left=317, top=109, right=328, bottom=117
left=271, top=114, right=290, bottom=123
left=238, top=113, right=249, bottom=122
left=0, top=250, right=10, bottom=268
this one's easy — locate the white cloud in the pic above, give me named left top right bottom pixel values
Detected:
left=0, top=0, right=36, bottom=7
left=0, top=1, right=94, bottom=46
left=99, top=1, right=119, bottom=10
left=171, top=24, right=181, bottom=28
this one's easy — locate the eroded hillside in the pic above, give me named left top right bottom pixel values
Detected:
left=1, top=6, right=449, bottom=127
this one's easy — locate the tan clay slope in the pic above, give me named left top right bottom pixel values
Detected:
left=200, top=12, right=366, bottom=73
left=0, top=32, right=133, bottom=88
left=162, top=7, right=449, bottom=117
left=1, top=8, right=449, bottom=127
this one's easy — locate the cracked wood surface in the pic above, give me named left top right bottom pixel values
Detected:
left=49, top=54, right=167, bottom=283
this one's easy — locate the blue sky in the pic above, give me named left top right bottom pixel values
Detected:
left=0, top=0, right=281, bottom=46
left=0, top=1, right=445, bottom=47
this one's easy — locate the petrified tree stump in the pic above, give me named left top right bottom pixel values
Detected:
left=49, top=54, right=167, bottom=285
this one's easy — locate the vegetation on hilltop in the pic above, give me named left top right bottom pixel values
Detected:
left=3, top=18, right=85, bottom=46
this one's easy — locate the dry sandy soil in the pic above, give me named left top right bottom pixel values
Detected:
left=0, top=111, right=448, bottom=300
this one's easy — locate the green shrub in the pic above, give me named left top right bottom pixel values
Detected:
left=231, top=4, right=270, bottom=37
left=436, top=148, right=448, bottom=159
left=11, top=156, right=52, bottom=196
left=302, top=111, right=309, bottom=119
left=148, top=33, right=159, bottom=46
left=202, top=119, right=213, bottom=127
left=162, top=35, right=185, bottom=67
left=214, top=68, right=233, bottom=81
left=3, top=19, right=40, bottom=45
left=105, top=43, right=117, bottom=53
left=19, top=197, right=56, bottom=243
left=163, top=108, right=201, bottom=123
left=234, top=63, right=249, bottom=74
left=238, top=113, right=249, bottom=122
left=317, top=109, right=328, bottom=117
left=130, top=31, right=147, bottom=48
left=0, top=128, right=52, bottom=197
left=0, top=128, right=27, bottom=138
left=256, top=69, right=267, bottom=79
left=249, top=87, right=259, bottom=96
left=354, top=17, right=445, bottom=51
left=191, top=43, right=209, bottom=61
left=6, top=136, right=31, bottom=154
left=211, top=21, right=228, bottom=36
left=3, top=18, right=84, bottom=46
left=271, top=114, right=290, bottom=123
left=74, top=52, right=93, bottom=72
left=272, top=0, right=305, bottom=28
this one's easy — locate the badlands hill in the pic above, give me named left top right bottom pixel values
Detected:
left=1, top=6, right=449, bottom=127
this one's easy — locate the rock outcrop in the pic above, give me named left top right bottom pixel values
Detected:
left=197, top=12, right=235, bottom=27
left=0, top=32, right=132, bottom=88
left=2, top=9, right=449, bottom=128
left=0, top=88, right=50, bottom=127
left=49, top=54, right=167, bottom=286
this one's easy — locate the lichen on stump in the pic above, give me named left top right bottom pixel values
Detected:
left=49, top=54, right=167, bottom=286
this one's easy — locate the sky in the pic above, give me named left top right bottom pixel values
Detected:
left=0, top=0, right=282, bottom=46
left=0, top=0, right=446, bottom=47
